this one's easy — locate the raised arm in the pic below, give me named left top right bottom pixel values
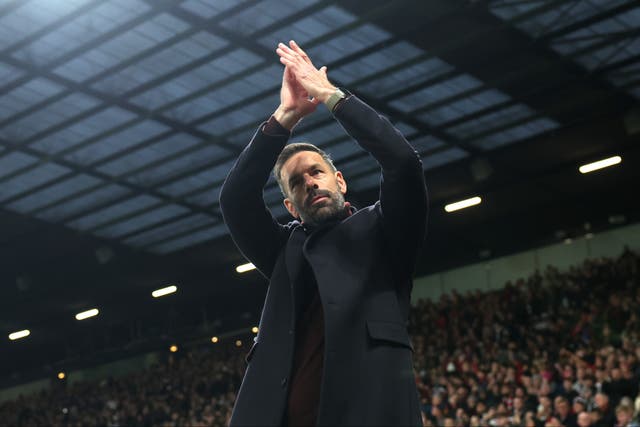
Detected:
left=333, top=96, right=428, bottom=275
left=277, top=41, right=428, bottom=275
left=219, top=65, right=323, bottom=278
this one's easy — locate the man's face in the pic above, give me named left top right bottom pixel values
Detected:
left=616, top=409, right=631, bottom=426
left=594, top=393, right=607, bottom=410
left=555, top=399, right=569, bottom=416
left=281, top=151, right=347, bottom=227
left=514, top=397, right=523, bottom=410
left=577, top=412, right=591, bottom=427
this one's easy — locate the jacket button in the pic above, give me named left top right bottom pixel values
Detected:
left=281, top=377, right=287, bottom=388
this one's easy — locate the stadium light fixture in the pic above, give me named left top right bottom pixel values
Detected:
left=236, top=262, right=256, bottom=273
left=152, top=285, right=177, bottom=298
left=75, top=308, right=99, bottom=321
left=57, top=372, right=66, bottom=380
left=8, top=329, right=30, bottom=340
left=579, top=156, right=621, bottom=174
left=211, top=336, right=219, bottom=343
left=445, top=196, right=482, bottom=213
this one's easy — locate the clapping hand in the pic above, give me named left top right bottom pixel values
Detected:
left=273, top=65, right=320, bottom=130
left=276, top=40, right=336, bottom=104
left=272, top=40, right=336, bottom=130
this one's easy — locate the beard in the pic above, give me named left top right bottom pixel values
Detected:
left=294, top=188, right=346, bottom=227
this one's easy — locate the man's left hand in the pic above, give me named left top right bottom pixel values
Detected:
left=276, top=40, right=336, bottom=104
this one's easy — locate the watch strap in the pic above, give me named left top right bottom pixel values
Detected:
left=325, top=88, right=347, bottom=113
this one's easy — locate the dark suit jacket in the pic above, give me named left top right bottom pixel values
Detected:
left=219, top=95, right=428, bottom=426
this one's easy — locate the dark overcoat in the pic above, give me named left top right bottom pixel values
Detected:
left=219, top=95, right=428, bottom=426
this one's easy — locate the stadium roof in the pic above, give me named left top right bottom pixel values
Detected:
left=1, top=0, right=638, bottom=382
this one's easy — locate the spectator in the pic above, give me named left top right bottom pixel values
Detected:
left=555, top=395, right=578, bottom=427
left=594, top=392, right=616, bottom=427
left=615, top=404, right=639, bottom=427
left=578, top=411, right=593, bottom=427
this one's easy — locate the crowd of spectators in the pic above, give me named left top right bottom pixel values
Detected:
left=1, top=341, right=246, bottom=426
left=411, top=248, right=640, bottom=427
left=1, top=248, right=639, bottom=426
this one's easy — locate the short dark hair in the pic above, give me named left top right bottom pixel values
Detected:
left=273, top=142, right=337, bottom=196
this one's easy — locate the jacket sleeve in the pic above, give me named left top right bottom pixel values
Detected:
left=219, top=124, right=293, bottom=279
left=333, top=95, right=428, bottom=277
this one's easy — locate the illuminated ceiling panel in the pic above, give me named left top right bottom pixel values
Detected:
left=36, top=184, right=131, bottom=222
left=306, top=24, right=392, bottom=64
left=0, top=1, right=581, bottom=254
left=126, top=145, right=229, bottom=187
left=389, top=74, right=483, bottom=113
left=54, top=13, right=191, bottom=82
left=157, top=159, right=236, bottom=198
left=148, top=222, right=228, bottom=254
left=124, top=213, right=215, bottom=247
left=219, top=0, right=319, bottom=36
left=129, top=49, right=263, bottom=110
left=92, top=32, right=229, bottom=95
left=95, top=204, right=190, bottom=239
left=489, top=1, right=640, bottom=98
left=31, top=107, right=136, bottom=155
left=0, top=78, right=65, bottom=121
left=66, top=193, right=162, bottom=231
left=97, top=133, right=201, bottom=177
left=0, top=61, right=25, bottom=87
left=12, top=0, right=152, bottom=66
left=65, top=120, right=170, bottom=165
left=422, top=147, right=468, bottom=170
left=258, top=6, right=357, bottom=49
left=7, top=174, right=101, bottom=213
left=0, top=93, right=100, bottom=141
left=0, top=162, right=70, bottom=203
left=180, top=0, right=247, bottom=19
left=0, top=0, right=93, bottom=51
left=164, top=65, right=282, bottom=123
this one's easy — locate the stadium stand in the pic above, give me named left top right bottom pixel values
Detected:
left=2, top=249, right=639, bottom=427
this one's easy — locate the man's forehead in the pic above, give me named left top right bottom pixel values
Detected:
left=282, top=150, right=326, bottom=175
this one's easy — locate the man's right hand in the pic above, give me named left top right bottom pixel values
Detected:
left=273, top=65, right=324, bottom=131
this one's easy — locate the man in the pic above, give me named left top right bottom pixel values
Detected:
left=219, top=40, right=428, bottom=426
left=593, top=392, right=616, bottom=427
left=554, top=395, right=578, bottom=427
left=615, top=404, right=640, bottom=427
left=577, top=411, right=593, bottom=427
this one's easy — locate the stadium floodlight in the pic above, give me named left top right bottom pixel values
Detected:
left=579, top=156, right=621, bottom=174
left=152, top=285, right=177, bottom=298
left=8, top=329, right=30, bottom=340
left=75, top=308, right=99, bottom=321
left=236, top=262, right=256, bottom=273
left=445, top=196, right=482, bottom=213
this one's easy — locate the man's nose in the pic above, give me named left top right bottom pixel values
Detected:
left=304, top=176, right=318, bottom=190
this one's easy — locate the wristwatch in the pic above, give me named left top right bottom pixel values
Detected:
left=325, top=88, right=347, bottom=113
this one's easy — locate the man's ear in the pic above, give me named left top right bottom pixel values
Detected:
left=336, top=171, right=347, bottom=195
left=284, top=198, right=299, bottom=219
